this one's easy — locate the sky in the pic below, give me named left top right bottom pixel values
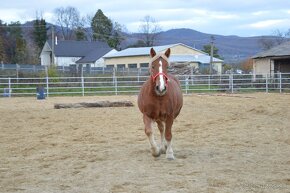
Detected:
left=0, top=0, right=290, bottom=37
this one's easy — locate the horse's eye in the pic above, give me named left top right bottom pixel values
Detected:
left=152, top=66, right=155, bottom=69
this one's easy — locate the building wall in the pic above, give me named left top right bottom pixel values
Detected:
left=55, top=57, right=82, bottom=66
left=253, top=58, right=272, bottom=75
left=104, top=44, right=206, bottom=68
left=40, top=52, right=51, bottom=66
left=105, top=55, right=150, bottom=68
left=213, top=63, right=223, bottom=74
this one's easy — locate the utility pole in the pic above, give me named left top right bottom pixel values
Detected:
left=51, top=25, right=55, bottom=65
left=210, top=35, right=215, bottom=75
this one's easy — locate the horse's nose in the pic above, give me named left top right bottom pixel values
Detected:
left=155, top=85, right=166, bottom=93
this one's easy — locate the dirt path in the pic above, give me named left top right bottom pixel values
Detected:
left=0, top=93, right=290, bottom=193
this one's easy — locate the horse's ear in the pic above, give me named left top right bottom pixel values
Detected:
left=165, top=48, right=171, bottom=58
left=150, top=48, right=156, bottom=58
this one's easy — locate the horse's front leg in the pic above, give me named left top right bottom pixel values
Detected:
left=165, top=118, right=174, bottom=160
left=156, top=120, right=166, bottom=154
left=143, top=114, right=160, bottom=157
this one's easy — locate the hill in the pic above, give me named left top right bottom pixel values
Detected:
left=21, top=21, right=275, bottom=64
left=124, top=28, right=277, bottom=63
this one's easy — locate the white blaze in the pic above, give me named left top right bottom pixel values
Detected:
left=159, top=60, right=165, bottom=92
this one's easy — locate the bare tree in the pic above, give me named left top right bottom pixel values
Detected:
left=138, top=15, right=162, bottom=46
left=79, top=13, right=94, bottom=41
left=54, top=6, right=81, bottom=40
left=259, top=29, right=290, bottom=51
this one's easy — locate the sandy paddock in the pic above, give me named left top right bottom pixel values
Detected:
left=0, top=93, right=290, bottom=193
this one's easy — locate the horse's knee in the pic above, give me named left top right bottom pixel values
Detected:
left=165, top=131, right=172, bottom=141
left=145, top=128, right=152, bottom=137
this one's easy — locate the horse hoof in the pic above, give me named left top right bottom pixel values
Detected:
left=160, top=147, right=166, bottom=154
left=152, top=151, right=161, bottom=157
left=166, top=154, right=175, bottom=160
left=151, top=147, right=161, bottom=157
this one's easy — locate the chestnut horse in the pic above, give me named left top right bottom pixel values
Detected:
left=137, top=48, right=183, bottom=160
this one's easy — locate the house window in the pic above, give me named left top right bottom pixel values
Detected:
left=140, top=63, right=149, bottom=68
left=128, top=63, right=137, bottom=68
left=117, top=64, right=125, bottom=69
left=106, top=65, right=114, bottom=68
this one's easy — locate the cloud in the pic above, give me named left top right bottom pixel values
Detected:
left=0, top=0, right=290, bottom=36
left=245, top=19, right=289, bottom=29
left=0, top=8, right=32, bottom=23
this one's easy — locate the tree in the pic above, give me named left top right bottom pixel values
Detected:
left=138, top=15, right=161, bottom=46
left=0, top=20, right=8, bottom=63
left=240, top=58, right=253, bottom=73
left=9, top=22, right=28, bottom=64
left=33, top=18, right=47, bottom=50
left=75, top=27, right=86, bottom=40
left=107, top=22, right=124, bottom=50
left=15, top=36, right=27, bottom=64
left=91, top=9, right=112, bottom=42
left=54, top=6, right=81, bottom=40
left=0, top=37, right=6, bottom=63
left=258, top=29, right=290, bottom=51
left=5, top=22, right=28, bottom=64
left=202, top=44, right=222, bottom=59
left=127, top=40, right=147, bottom=48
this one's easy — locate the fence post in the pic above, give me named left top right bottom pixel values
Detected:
left=16, top=64, right=19, bottom=83
left=113, top=68, right=117, bottom=95
left=279, top=72, right=282, bottom=93
left=231, top=74, right=234, bottom=93
left=81, top=67, right=85, bottom=96
left=265, top=73, right=268, bottom=93
left=229, top=74, right=234, bottom=93
left=185, top=77, right=189, bottom=94
left=208, top=75, right=211, bottom=91
left=8, top=77, right=11, bottom=98
left=45, top=66, right=49, bottom=98
left=137, top=68, right=140, bottom=82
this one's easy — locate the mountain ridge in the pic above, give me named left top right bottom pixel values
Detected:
left=124, top=28, right=276, bottom=63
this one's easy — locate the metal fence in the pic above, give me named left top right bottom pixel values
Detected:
left=1, top=73, right=290, bottom=97
left=0, top=64, right=150, bottom=77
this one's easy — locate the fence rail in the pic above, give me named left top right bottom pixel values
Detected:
left=1, top=73, right=290, bottom=97
left=0, top=64, right=150, bottom=77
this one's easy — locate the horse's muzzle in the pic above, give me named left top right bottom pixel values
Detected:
left=155, top=85, right=167, bottom=96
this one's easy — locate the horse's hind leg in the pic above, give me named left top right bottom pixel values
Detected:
left=156, top=120, right=166, bottom=154
left=143, top=114, right=160, bottom=157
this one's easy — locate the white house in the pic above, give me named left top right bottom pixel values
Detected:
left=40, top=40, right=116, bottom=67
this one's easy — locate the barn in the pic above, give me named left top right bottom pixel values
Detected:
left=40, top=40, right=116, bottom=67
left=252, top=41, right=290, bottom=76
left=103, top=43, right=223, bottom=74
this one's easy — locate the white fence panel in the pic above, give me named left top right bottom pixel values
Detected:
left=0, top=73, right=290, bottom=97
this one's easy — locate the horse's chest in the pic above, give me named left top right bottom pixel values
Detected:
left=145, top=101, right=172, bottom=120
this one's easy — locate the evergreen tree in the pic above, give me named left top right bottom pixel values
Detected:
left=202, top=44, right=222, bottom=59
left=7, top=22, right=27, bottom=64
left=0, top=20, right=7, bottom=63
left=91, top=9, right=112, bottom=42
left=15, top=37, right=27, bottom=64
left=33, top=18, right=47, bottom=50
left=0, top=37, right=7, bottom=63
left=75, top=27, right=86, bottom=40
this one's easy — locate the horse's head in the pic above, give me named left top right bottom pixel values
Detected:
left=150, top=48, right=171, bottom=96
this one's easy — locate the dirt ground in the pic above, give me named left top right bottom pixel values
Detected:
left=0, top=93, right=290, bottom=193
